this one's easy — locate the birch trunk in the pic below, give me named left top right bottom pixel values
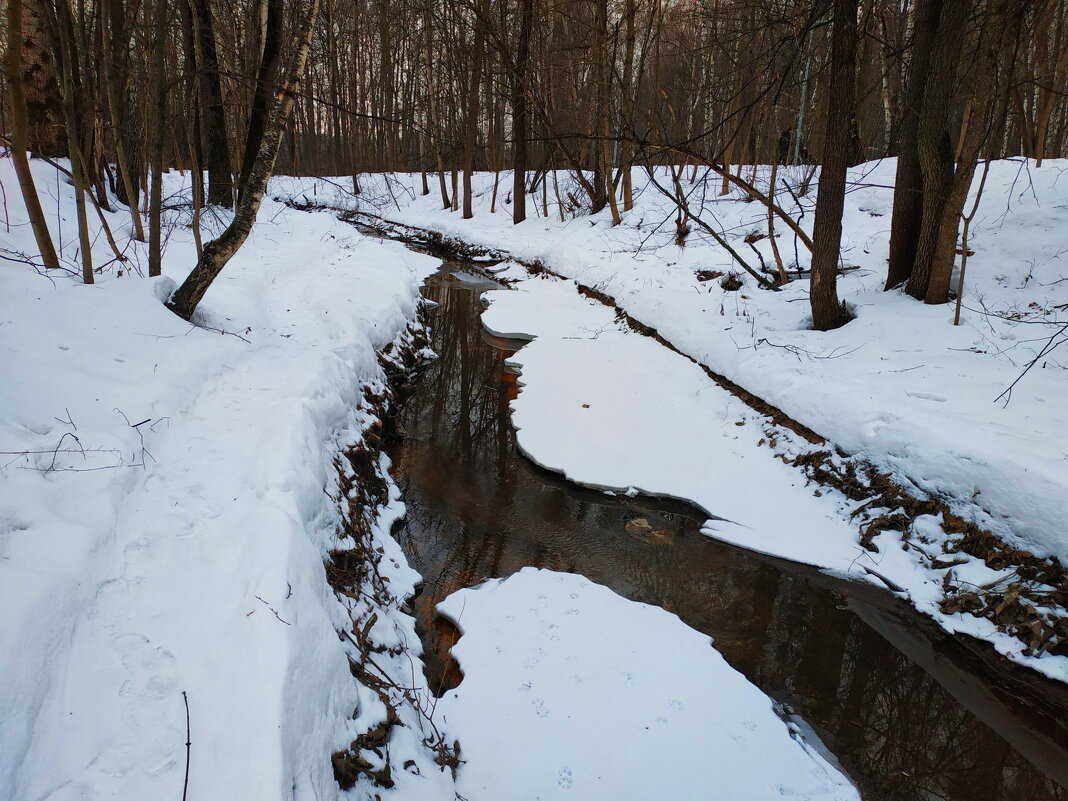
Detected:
left=168, top=0, right=320, bottom=320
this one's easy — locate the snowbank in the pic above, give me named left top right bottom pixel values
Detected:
left=0, top=159, right=442, bottom=799
left=479, top=269, right=1068, bottom=682
left=431, top=567, right=859, bottom=801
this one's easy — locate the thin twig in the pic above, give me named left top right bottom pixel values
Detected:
left=181, top=691, right=191, bottom=801
left=994, top=321, right=1068, bottom=406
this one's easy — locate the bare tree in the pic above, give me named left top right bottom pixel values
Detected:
left=5, top=0, right=60, bottom=271
left=809, top=0, right=856, bottom=331
left=168, top=0, right=321, bottom=319
left=511, top=0, right=533, bottom=224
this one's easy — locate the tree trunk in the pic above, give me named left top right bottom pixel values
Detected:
left=21, top=0, right=66, bottom=158
left=104, top=0, right=145, bottom=241
left=924, top=0, right=1015, bottom=303
left=462, top=6, right=486, bottom=220
left=619, top=0, right=637, bottom=211
left=904, top=0, right=969, bottom=300
left=597, top=0, right=621, bottom=225
left=809, top=0, right=857, bottom=332
left=512, top=0, right=533, bottom=224
left=53, top=0, right=93, bottom=283
left=423, top=7, right=450, bottom=209
left=168, top=0, right=320, bottom=320
left=179, top=0, right=204, bottom=210
left=885, top=0, right=941, bottom=290
left=1032, top=0, right=1068, bottom=166
left=148, top=0, right=169, bottom=276
left=189, top=0, right=233, bottom=207
left=237, top=0, right=283, bottom=202
left=5, top=0, right=60, bottom=270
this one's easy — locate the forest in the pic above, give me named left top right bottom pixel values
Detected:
left=6, top=0, right=1067, bottom=318
left=2, top=0, right=1068, bottom=800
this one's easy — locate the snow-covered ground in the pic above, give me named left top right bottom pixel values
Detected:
left=479, top=265, right=1068, bottom=682
left=273, top=162, right=1068, bottom=678
left=3, top=159, right=876, bottom=801
left=0, top=159, right=449, bottom=799
left=276, top=160, right=1068, bottom=565
left=430, top=568, right=858, bottom=801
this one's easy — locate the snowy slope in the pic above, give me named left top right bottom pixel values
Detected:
left=0, top=160, right=444, bottom=800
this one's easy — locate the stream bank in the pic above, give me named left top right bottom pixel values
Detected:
left=274, top=166, right=1068, bottom=689
left=381, top=262, right=1068, bottom=800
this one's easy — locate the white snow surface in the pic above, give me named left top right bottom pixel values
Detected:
left=274, top=161, right=1068, bottom=563
left=8, top=153, right=1068, bottom=799
left=432, top=567, right=859, bottom=801
left=0, top=159, right=447, bottom=800
left=478, top=269, right=1068, bottom=683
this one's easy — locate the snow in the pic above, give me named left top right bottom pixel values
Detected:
left=274, top=160, right=1068, bottom=564
left=432, top=567, right=859, bottom=801
left=477, top=268, right=1068, bottom=682
left=480, top=274, right=861, bottom=568
left=269, top=162, right=1068, bottom=681
left=6, top=152, right=1067, bottom=799
left=0, top=158, right=445, bottom=800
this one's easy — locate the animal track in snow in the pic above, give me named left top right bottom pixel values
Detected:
left=557, top=767, right=573, bottom=788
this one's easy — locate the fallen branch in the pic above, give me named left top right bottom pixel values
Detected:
left=643, top=164, right=777, bottom=290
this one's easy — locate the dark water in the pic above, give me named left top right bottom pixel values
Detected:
left=388, top=267, right=1068, bottom=801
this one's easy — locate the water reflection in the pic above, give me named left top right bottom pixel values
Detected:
left=389, top=269, right=1068, bottom=801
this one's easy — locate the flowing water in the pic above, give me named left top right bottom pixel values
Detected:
left=388, top=265, right=1068, bottom=801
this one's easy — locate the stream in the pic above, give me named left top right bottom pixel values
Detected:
left=387, top=263, right=1068, bottom=801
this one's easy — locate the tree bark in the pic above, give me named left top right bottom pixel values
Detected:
left=104, top=0, right=145, bottom=240
left=21, top=0, right=66, bottom=158
left=597, top=0, right=621, bottom=225
left=53, top=0, right=94, bottom=283
left=168, top=0, right=320, bottom=320
left=237, top=0, right=284, bottom=202
left=904, top=0, right=969, bottom=300
left=924, top=0, right=1015, bottom=303
left=178, top=0, right=204, bottom=209
left=5, top=0, right=60, bottom=270
left=885, top=0, right=941, bottom=290
left=148, top=0, right=169, bottom=276
left=423, top=6, right=450, bottom=209
left=462, top=5, right=486, bottom=219
left=618, top=0, right=637, bottom=211
left=809, top=0, right=857, bottom=331
left=511, top=0, right=533, bottom=224
left=189, top=0, right=233, bottom=207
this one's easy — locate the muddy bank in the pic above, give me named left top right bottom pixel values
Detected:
left=323, top=318, right=462, bottom=792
